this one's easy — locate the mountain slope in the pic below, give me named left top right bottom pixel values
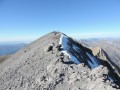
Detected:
left=0, top=55, right=11, bottom=63
left=0, top=32, right=120, bottom=90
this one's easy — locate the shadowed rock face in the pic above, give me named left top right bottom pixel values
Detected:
left=91, top=47, right=120, bottom=84
left=80, top=39, right=120, bottom=68
left=0, top=32, right=120, bottom=90
left=80, top=39, right=120, bottom=75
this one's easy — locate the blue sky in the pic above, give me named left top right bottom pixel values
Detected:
left=0, top=0, right=120, bottom=42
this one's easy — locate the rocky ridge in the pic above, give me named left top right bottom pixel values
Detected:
left=0, top=32, right=120, bottom=90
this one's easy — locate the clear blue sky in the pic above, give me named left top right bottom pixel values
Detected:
left=0, top=0, right=120, bottom=42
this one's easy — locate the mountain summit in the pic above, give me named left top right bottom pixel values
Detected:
left=0, top=32, right=120, bottom=90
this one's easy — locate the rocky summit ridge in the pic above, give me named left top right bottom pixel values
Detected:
left=0, top=32, right=120, bottom=90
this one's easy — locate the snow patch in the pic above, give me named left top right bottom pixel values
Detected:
left=61, top=51, right=70, bottom=57
left=73, top=45, right=80, bottom=53
left=108, top=76, right=113, bottom=81
left=59, top=34, right=69, bottom=49
left=69, top=53, right=80, bottom=64
left=59, top=34, right=80, bottom=64
left=86, top=52, right=99, bottom=68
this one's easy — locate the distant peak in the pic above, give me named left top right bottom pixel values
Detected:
left=91, top=47, right=105, bottom=56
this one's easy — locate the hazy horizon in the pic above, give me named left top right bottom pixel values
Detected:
left=0, top=35, right=120, bottom=44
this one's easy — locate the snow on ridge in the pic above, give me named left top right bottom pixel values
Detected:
left=61, top=51, right=70, bottom=57
left=59, top=33, right=117, bottom=83
left=59, top=33, right=101, bottom=67
left=59, top=34, right=69, bottom=49
left=86, top=52, right=99, bottom=68
left=59, top=33, right=80, bottom=64
left=73, top=45, right=81, bottom=53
